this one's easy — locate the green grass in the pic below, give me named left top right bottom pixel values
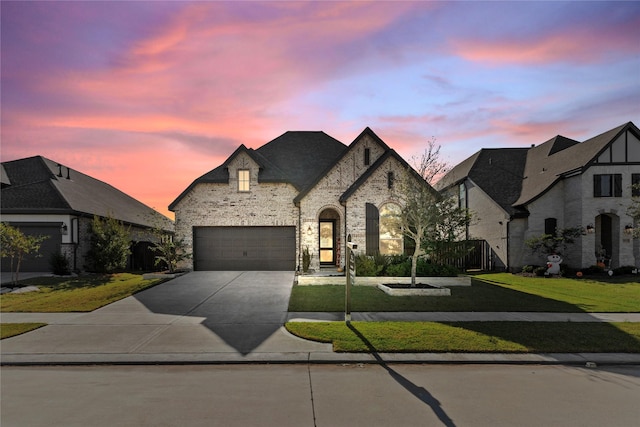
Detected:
left=289, top=274, right=640, bottom=313
left=1, top=323, right=46, bottom=339
left=0, top=273, right=164, bottom=312
left=286, top=321, right=640, bottom=353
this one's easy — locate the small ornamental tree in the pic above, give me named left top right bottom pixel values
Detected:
left=0, top=223, right=49, bottom=285
left=150, top=233, right=191, bottom=273
left=85, top=215, right=131, bottom=273
left=525, top=227, right=584, bottom=260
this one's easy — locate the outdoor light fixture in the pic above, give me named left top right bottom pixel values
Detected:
left=625, top=224, right=634, bottom=235
left=61, top=223, right=68, bottom=235
left=307, top=225, right=313, bottom=235
left=586, top=224, right=595, bottom=234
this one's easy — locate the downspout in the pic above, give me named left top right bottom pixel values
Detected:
left=506, top=220, right=510, bottom=273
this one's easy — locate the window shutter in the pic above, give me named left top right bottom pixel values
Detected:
left=614, top=174, right=622, bottom=197
left=365, top=203, right=379, bottom=255
left=594, top=175, right=602, bottom=197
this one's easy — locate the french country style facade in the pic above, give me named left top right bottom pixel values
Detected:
left=170, top=128, right=430, bottom=271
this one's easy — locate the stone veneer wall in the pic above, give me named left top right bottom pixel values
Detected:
left=173, top=152, right=299, bottom=270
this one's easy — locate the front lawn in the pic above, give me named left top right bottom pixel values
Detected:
left=0, top=323, right=47, bottom=339
left=286, top=321, right=640, bottom=353
left=289, top=274, right=640, bottom=313
left=0, top=273, right=164, bottom=312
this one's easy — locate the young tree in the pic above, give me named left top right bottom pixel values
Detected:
left=0, top=223, right=49, bottom=285
left=85, top=215, right=131, bottom=273
left=150, top=233, right=191, bottom=273
left=394, top=139, right=472, bottom=286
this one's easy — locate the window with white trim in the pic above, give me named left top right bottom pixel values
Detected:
left=238, top=169, right=250, bottom=192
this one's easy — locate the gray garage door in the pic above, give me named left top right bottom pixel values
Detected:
left=1, top=223, right=62, bottom=272
left=194, top=226, right=296, bottom=271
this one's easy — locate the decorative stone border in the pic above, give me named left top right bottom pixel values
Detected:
left=296, top=275, right=471, bottom=287
left=377, top=284, right=451, bottom=296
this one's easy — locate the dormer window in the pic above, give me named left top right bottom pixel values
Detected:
left=238, top=169, right=250, bottom=192
left=364, top=148, right=371, bottom=166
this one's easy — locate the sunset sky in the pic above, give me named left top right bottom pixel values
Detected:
left=2, top=1, right=639, bottom=219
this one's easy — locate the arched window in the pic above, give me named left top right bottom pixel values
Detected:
left=379, top=203, right=403, bottom=255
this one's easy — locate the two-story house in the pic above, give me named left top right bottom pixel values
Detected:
left=169, top=128, right=430, bottom=271
left=436, top=121, right=640, bottom=271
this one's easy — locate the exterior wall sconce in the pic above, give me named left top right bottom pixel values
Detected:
left=586, top=224, right=595, bottom=234
left=624, top=224, right=634, bottom=235
left=61, top=223, right=68, bottom=235
left=307, top=225, right=313, bottom=235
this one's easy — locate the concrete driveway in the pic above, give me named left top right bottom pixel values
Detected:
left=0, top=271, right=332, bottom=363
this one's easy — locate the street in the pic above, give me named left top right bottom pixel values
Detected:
left=2, top=363, right=639, bottom=427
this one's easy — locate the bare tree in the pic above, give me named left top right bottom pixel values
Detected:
left=394, top=138, right=471, bottom=286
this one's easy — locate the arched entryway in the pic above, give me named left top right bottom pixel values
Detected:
left=319, top=208, right=341, bottom=266
left=595, top=213, right=620, bottom=269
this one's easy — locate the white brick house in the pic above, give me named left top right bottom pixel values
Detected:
left=436, top=121, right=640, bottom=271
left=170, top=128, right=429, bottom=271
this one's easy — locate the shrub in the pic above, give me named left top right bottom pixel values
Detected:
left=584, top=265, right=605, bottom=275
left=85, top=215, right=131, bottom=273
left=49, top=252, right=71, bottom=275
left=522, top=265, right=535, bottom=274
left=534, top=266, right=547, bottom=277
left=613, top=266, right=636, bottom=275
left=302, top=247, right=311, bottom=273
left=355, top=254, right=385, bottom=277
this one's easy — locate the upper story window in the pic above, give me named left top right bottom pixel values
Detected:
left=387, top=171, right=395, bottom=189
left=364, top=148, right=371, bottom=166
left=594, top=174, right=622, bottom=197
left=238, top=169, right=250, bottom=192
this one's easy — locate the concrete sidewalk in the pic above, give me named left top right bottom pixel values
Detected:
left=3, top=308, right=640, bottom=365
left=1, top=270, right=639, bottom=366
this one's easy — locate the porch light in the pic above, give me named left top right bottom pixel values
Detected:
left=624, top=224, right=634, bottom=235
left=586, top=224, right=595, bottom=234
left=307, top=225, right=313, bottom=235
left=60, top=223, right=68, bottom=235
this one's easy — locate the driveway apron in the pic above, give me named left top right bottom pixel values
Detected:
left=1, top=271, right=326, bottom=359
left=134, top=271, right=297, bottom=354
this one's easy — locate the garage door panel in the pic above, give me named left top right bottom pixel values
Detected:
left=194, top=226, right=295, bottom=271
left=0, top=224, right=62, bottom=272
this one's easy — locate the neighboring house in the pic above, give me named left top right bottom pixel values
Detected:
left=170, top=128, right=429, bottom=271
left=436, top=121, right=640, bottom=271
left=1, top=156, right=173, bottom=272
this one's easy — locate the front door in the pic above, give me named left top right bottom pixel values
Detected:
left=319, top=220, right=336, bottom=265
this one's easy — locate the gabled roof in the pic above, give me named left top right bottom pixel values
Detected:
left=1, top=164, right=11, bottom=187
left=435, top=148, right=529, bottom=217
left=170, top=131, right=346, bottom=210
left=339, top=149, right=436, bottom=202
left=1, top=156, right=172, bottom=230
left=513, top=121, right=636, bottom=206
left=293, top=127, right=387, bottom=204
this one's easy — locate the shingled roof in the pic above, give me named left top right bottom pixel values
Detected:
left=170, top=131, right=347, bottom=210
left=1, top=156, right=172, bottom=230
left=436, top=148, right=529, bottom=218
left=513, top=122, right=635, bottom=206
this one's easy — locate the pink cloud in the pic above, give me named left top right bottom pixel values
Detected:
left=452, top=17, right=640, bottom=65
